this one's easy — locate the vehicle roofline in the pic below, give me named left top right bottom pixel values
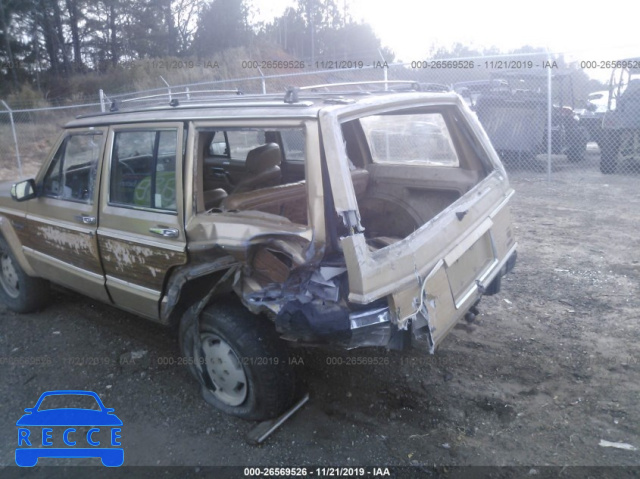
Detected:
left=66, top=91, right=459, bottom=128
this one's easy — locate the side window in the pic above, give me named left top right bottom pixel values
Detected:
left=226, top=131, right=264, bottom=160
left=42, top=133, right=103, bottom=202
left=110, top=129, right=178, bottom=212
left=208, top=132, right=228, bottom=157
left=281, top=130, right=305, bottom=162
left=359, top=113, right=460, bottom=167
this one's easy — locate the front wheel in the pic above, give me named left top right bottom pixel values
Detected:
left=0, top=237, right=49, bottom=313
left=179, top=298, right=296, bottom=421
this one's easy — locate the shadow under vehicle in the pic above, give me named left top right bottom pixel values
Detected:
left=472, top=71, right=588, bottom=164
left=598, top=58, right=640, bottom=174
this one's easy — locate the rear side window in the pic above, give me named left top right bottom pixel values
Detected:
left=42, top=132, right=103, bottom=203
left=360, top=113, right=459, bottom=167
left=206, top=129, right=305, bottom=163
left=110, top=129, right=178, bottom=211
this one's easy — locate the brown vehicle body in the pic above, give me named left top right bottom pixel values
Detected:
left=0, top=84, right=517, bottom=420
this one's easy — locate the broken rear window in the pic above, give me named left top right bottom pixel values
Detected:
left=360, top=113, right=459, bottom=167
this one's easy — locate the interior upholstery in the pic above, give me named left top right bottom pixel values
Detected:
left=221, top=168, right=370, bottom=224
left=232, top=143, right=282, bottom=194
left=203, top=188, right=228, bottom=210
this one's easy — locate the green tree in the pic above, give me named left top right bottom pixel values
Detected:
left=193, top=0, right=250, bottom=57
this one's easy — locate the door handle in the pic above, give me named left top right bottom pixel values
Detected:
left=75, top=215, right=96, bottom=225
left=149, top=226, right=179, bottom=238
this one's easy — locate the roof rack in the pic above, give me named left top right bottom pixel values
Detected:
left=283, top=81, right=450, bottom=103
left=104, top=87, right=245, bottom=112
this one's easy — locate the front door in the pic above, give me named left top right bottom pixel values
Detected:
left=24, top=128, right=109, bottom=302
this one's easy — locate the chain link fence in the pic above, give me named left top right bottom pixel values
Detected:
left=0, top=102, right=101, bottom=181
left=2, top=52, right=639, bottom=182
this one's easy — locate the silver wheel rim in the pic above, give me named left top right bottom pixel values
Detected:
left=0, top=252, right=19, bottom=299
left=199, top=332, right=248, bottom=406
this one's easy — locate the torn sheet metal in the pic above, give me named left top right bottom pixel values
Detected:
left=389, top=259, right=453, bottom=354
left=305, top=266, right=347, bottom=302
left=189, top=266, right=240, bottom=383
left=161, top=255, right=238, bottom=322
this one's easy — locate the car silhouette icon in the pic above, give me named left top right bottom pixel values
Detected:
left=16, top=390, right=123, bottom=467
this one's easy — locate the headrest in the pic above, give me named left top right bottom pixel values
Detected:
left=246, top=143, right=282, bottom=173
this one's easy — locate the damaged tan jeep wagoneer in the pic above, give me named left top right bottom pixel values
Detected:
left=0, top=82, right=516, bottom=420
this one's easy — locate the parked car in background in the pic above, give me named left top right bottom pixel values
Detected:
left=472, top=71, right=588, bottom=163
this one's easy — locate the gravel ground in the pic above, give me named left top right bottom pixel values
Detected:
left=1, top=149, right=639, bottom=477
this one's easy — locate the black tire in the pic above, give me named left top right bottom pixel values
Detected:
left=566, top=126, right=588, bottom=163
left=179, top=298, right=296, bottom=421
left=600, top=130, right=619, bottom=174
left=0, top=237, right=49, bottom=313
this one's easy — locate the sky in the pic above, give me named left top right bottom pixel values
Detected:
left=253, top=0, right=640, bottom=81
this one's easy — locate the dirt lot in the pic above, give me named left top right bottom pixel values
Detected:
left=0, top=149, right=639, bottom=474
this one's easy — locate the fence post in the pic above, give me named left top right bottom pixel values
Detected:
left=258, top=67, right=266, bottom=94
left=546, top=53, right=552, bottom=183
left=99, top=89, right=106, bottom=112
left=1, top=100, right=23, bottom=179
left=160, top=76, right=172, bottom=102
left=379, top=49, right=388, bottom=91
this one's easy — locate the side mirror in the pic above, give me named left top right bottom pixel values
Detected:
left=10, top=179, right=37, bottom=202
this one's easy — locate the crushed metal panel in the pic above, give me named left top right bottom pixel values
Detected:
left=422, top=261, right=458, bottom=350
left=160, top=255, right=239, bottom=321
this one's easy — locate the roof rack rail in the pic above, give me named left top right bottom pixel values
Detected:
left=298, top=80, right=421, bottom=91
left=122, top=88, right=243, bottom=104
left=283, top=80, right=450, bottom=103
left=104, top=88, right=244, bottom=112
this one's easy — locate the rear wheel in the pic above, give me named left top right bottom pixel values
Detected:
left=0, top=237, right=49, bottom=313
left=615, top=129, right=640, bottom=173
left=179, top=298, right=296, bottom=420
left=566, top=126, right=588, bottom=162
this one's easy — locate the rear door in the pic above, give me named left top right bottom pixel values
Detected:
left=23, top=128, right=109, bottom=302
left=97, top=123, right=187, bottom=320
